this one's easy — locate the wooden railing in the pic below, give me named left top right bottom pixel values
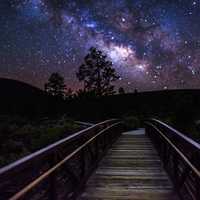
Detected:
left=0, top=119, right=123, bottom=200
left=145, top=119, right=200, bottom=200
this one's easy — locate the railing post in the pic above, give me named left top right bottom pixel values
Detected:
left=162, top=142, right=167, bottom=166
left=103, top=133, right=107, bottom=150
left=95, top=139, right=99, bottom=160
left=173, top=151, right=179, bottom=186
left=80, top=149, right=85, bottom=178
left=49, top=152, right=57, bottom=200
left=196, top=176, right=200, bottom=200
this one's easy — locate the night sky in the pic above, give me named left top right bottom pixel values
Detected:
left=1, top=0, right=200, bottom=92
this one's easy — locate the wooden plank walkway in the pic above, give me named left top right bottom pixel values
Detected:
left=79, top=129, right=179, bottom=200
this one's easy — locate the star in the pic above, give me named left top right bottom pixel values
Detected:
left=121, top=17, right=126, bottom=22
left=192, top=1, right=197, bottom=6
left=1, top=0, right=200, bottom=91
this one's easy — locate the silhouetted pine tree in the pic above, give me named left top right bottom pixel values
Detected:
left=44, top=72, right=66, bottom=98
left=76, top=47, right=119, bottom=96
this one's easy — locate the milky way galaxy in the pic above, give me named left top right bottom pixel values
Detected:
left=1, top=0, right=200, bottom=92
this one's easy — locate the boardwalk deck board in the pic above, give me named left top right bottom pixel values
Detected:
left=78, top=129, right=179, bottom=200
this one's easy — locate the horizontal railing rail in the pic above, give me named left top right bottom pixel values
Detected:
left=145, top=119, right=200, bottom=200
left=0, top=119, right=123, bottom=200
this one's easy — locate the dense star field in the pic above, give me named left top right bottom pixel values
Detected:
left=1, top=0, right=200, bottom=92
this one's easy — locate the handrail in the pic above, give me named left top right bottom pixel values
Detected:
left=150, top=118, right=200, bottom=150
left=0, top=119, right=123, bottom=200
left=0, top=119, right=118, bottom=177
left=146, top=122, right=200, bottom=177
left=10, top=122, right=121, bottom=200
left=145, top=119, right=200, bottom=200
left=147, top=119, right=200, bottom=169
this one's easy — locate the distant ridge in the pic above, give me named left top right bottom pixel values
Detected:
left=0, top=78, right=63, bottom=116
left=1, top=77, right=200, bottom=121
left=0, top=77, right=44, bottom=95
left=67, top=87, right=200, bottom=121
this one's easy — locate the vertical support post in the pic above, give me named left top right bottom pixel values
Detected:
left=196, top=176, right=200, bottom=200
left=95, top=139, right=99, bottom=160
left=173, top=151, right=179, bottom=187
left=81, top=149, right=85, bottom=178
left=163, top=142, right=169, bottom=168
left=49, top=152, right=57, bottom=200
left=103, top=132, right=107, bottom=150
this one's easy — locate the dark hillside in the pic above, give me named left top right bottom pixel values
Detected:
left=67, top=89, right=200, bottom=141
left=0, top=78, right=64, bottom=116
left=67, top=89, right=200, bottom=121
left=1, top=78, right=200, bottom=123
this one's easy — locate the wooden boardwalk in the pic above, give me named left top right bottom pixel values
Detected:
left=79, top=129, right=179, bottom=200
left=1, top=119, right=198, bottom=199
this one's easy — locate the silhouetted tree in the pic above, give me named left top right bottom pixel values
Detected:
left=44, top=72, right=66, bottom=98
left=76, top=47, right=119, bottom=96
left=118, top=87, right=125, bottom=94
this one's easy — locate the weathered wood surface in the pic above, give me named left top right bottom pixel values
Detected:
left=78, top=129, right=179, bottom=200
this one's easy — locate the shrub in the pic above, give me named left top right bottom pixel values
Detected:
left=123, top=116, right=140, bottom=130
left=0, top=115, right=82, bottom=167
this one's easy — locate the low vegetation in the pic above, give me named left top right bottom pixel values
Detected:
left=123, top=113, right=200, bottom=143
left=164, top=115, right=200, bottom=143
left=122, top=115, right=141, bottom=130
left=0, top=115, right=82, bottom=167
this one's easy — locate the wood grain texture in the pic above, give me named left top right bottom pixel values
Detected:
left=78, top=130, right=179, bottom=200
